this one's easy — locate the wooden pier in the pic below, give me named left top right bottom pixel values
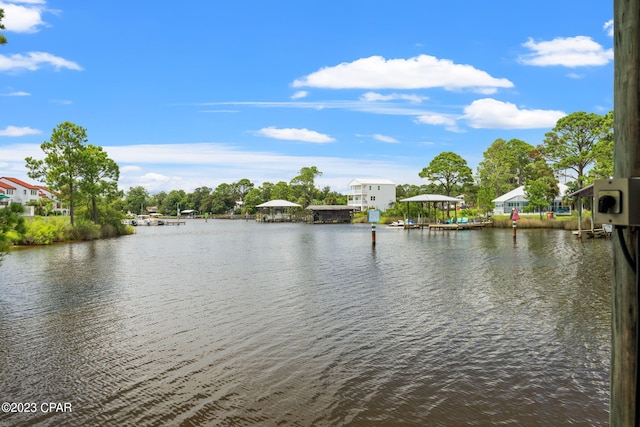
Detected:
left=427, top=221, right=491, bottom=231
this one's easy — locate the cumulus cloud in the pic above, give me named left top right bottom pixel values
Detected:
left=415, top=113, right=458, bottom=131
left=519, top=36, right=613, bottom=67
left=0, top=1, right=47, bottom=33
left=373, top=134, right=399, bottom=143
left=360, top=92, right=428, bottom=103
left=293, top=54, right=514, bottom=93
left=463, top=98, right=566, bottom=129
left=0, top=52, right=83, bottom=72
left=256, top=126, right=335, bottom=143
left=0, top=125, right=41, bottom=136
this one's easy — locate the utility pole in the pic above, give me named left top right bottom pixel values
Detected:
left=611, top=1, right=640, bottom=424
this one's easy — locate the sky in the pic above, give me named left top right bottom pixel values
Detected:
left=0, top=1, right=614, bottom=194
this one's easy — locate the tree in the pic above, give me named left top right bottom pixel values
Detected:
left=0, top=8, right=7, bottom=45
left=0, top=203, right=25, bottom=265
left=124, top=186, right=150, bottom=215
left=271, top=181, right=293, bottom=201
left=162, top=190, right=188, bottom=216
left=290, top=166, right=322, bottom=206
left=79, top=145, right=120, bottom=224
left=243, top=188, right=265, bottom=214
left=25, top=122, right=89, bottom=226
left=187, top=186, right=212, bottom=213
left=419, top=152, right=473, bottom=197
left=477, top=139, right=536, bottom=200
left=542, top=111, right=609, bottom=188
left=232, top=179, right=254, bottom=204
left=589, top=110, right=614, bottom=181
left=524, top=176, right=559, bottom=218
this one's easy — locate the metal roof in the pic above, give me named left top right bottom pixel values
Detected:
left=399, top=194, right=462, bottom=203
left=256, top=199, right=301, bottom=208
left=306, top=205, right=357, bottom=211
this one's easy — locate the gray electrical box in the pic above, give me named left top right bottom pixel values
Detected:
left=593, top=178, right=640, bottom=226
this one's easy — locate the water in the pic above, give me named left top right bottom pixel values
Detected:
left=0, top=220, right=612, bottom=426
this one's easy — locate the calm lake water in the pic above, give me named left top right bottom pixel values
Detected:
left=0, top=220, right=612, bottom=426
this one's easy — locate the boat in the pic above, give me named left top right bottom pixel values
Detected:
left=389, top=219, right=415, bottom=227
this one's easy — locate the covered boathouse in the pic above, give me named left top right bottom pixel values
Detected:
left=305, top=205, right=358, bottom=223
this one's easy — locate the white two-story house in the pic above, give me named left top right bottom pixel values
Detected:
left=347, top=178, right=396, bottom=212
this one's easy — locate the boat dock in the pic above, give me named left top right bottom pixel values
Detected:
left=392, top=221, right=492, bottom=230
left=427, top=221, right=491, bottom=230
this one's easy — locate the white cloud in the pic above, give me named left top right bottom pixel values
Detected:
left=604, top=19, right=613, bottom=37
left=519, top=36, right=613, bottom=67
left=0, top=125, right=41, bottom=136
left=291, top=90, right=308, bottom=100
left=0, top=1, right=46, bottom=33
left=0, top=52, right=83, bottom=72
left=256, top=126, right=335, bottom=143
left=416, top=113, right=455, bottom=126
left=1, top=90, right=30, bottom=96
left=293, top=54, right=514, bottom=92
left=463, top=98, right=565, bottom=129
left=360, top=92, right=428, bottom=103
left=373, top=134, right=399, bottom=143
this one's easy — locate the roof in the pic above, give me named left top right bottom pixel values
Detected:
left=256, top=199, right=301, bottom=208
left=0, top=176, right=39, bottom=190
left=492, top=183, right=569, bottom=203
left=400, top=194, right=462, bottom=203
left=0, top=181, right=15, bottom=190
left=306, top=205, right=358, bottom=211
left=348, top=178, right=396, bottom=186
left=568, top=184, right=594, bottom=198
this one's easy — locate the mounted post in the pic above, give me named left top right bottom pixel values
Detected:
left=611, top=0, right=640, bottom=424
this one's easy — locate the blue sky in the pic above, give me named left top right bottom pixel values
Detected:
left=0, top=1, right=613, bottom=194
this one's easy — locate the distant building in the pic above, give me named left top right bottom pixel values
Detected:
left=492, top=183, right=569, bottom=216
left=347, top=179, right=396, bottom=212
left=0, top=176, right=64, bottom=215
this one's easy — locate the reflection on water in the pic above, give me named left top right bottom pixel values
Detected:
left=0, top=221, right=611, bottom=426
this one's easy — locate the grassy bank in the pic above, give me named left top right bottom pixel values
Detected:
left=12, top=216, right=134, bottom=246
left=490, top=216, right=592, bottom=230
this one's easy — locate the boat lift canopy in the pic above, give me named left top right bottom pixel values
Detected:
left=399, top=194, right=462, bottom=223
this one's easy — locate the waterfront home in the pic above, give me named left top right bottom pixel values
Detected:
left=0, top=177, right=64, bottom=215
left=492, top=183, right=569, bottom=216
left=347, top=178, right=396, bottom=212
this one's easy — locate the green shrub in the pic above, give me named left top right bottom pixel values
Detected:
left=71, top=220, right=101, bottom=241
left=20, top=216, right=72, bottom=245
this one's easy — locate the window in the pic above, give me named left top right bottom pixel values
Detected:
left=378, top=186, right=380, bottom=190
left=369, top=186, right=372, bottom=191
left=5, top=189, right=13, bottom=195
left=31, top=189, right=38, bottom=196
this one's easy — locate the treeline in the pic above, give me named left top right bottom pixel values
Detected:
left=122, top=166, right=347, bottom=216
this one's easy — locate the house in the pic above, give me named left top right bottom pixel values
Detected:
left=0, top=177, right=64, bottom=215
left=492, top=183, right=569, bottom=216
left=347, top=179, right=396, bottom=212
